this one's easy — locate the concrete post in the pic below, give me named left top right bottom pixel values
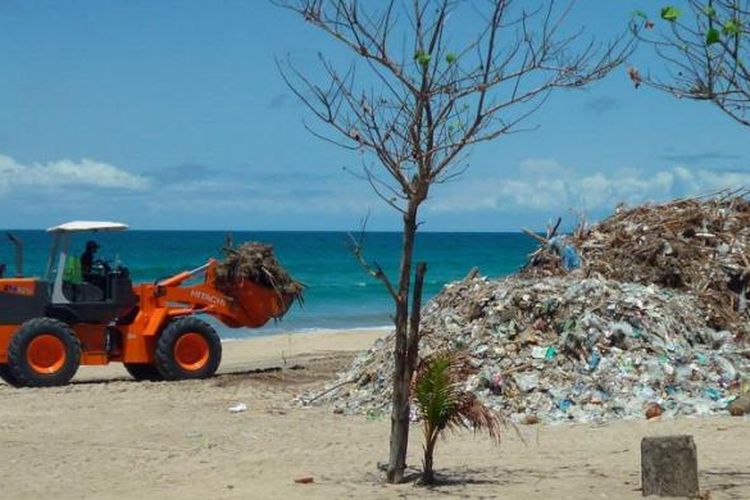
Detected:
left=641, top=435, right=699, bottom=497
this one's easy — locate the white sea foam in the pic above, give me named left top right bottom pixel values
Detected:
left=219, top=324, right=392, bottom=342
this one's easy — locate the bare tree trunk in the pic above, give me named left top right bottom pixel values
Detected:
left=387, top=324, right=410, bottom=482
left=408, top=261, right=427, bottom=380
left=387, top=202, right=425, bottom=483
left=277, top=0, right=631, bottom=487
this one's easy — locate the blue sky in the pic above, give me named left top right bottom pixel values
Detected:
left=0, top=1, right=747, bottom=231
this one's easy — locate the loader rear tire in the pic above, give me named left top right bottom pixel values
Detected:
left=124, top=363, right=164, bottom=381
left=155, top=317, right=221, bottom=380
left=0, top=364, right=20, bottom=387
left=7, top=318, right=81, bottom=387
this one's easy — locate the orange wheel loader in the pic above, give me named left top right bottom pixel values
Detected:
left=0, top=221, right=293, bottom=387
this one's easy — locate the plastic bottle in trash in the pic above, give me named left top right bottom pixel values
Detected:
left=561, top=244, right=582, bottom=270
left=588, top=351, right=601, bottom=371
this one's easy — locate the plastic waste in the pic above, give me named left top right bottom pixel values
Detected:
left=312, top=271, right=750, bottom=424
left=548, top=236, right=582, bottom=271
left=228, top=403, right=248, bottom=413
left=558, top=398, right=573, bottom=412
left=703, top=387, right=721, bottom=401
left=715, top=355, right=737, bottom=383
left=515, top=373, right=539, bottom=392
left=561, top=245, right=582, bottom=270
left=588, top=351, right=601, bottom=371
left=531, top=346, right=547, bottom=359
left=611, top=321, right=634, bottom=337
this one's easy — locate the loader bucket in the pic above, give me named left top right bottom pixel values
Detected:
left=225, top=280, right=294, bottom=328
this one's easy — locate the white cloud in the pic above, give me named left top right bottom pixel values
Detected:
left=4, top=151, right=745, bottom=229
left=429, top=158, right=750, bottom=214
left=153, top=177, right=382, bottom=215
left=0, top=154, right=151, bottom=192
left=0, top=151, right=388, bottom=228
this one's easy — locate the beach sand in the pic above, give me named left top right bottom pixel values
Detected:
left=1, top=328, right=749, bottom=499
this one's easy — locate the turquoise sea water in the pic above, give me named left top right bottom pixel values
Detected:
left=0, top=231, right=536, bottom=338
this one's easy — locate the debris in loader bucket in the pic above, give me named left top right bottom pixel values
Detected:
left=216, top=242, right=305, bottom=313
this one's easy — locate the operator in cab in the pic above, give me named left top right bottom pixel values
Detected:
left=80, top=240, right=100, bottom=280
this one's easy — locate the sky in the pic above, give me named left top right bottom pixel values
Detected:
left=0, top=0, right=747, bottom=231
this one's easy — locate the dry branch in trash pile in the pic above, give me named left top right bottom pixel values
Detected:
left=522, top=193, right=750, bottom=333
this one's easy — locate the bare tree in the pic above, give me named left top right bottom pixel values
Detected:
left=631, top=1, right=750, bottom=127
left=275, top=0, right=630, bottom=484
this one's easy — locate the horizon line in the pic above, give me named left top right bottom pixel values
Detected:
left=2, top=227, right=532, bottom=234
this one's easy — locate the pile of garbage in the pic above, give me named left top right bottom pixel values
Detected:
left=304, top=194, right=750, bottom=423
left=308, top=273, right=750, bottom=424
left=216, top=242, right=305, bottom=305
left=523, top=193, right=750, bottom=334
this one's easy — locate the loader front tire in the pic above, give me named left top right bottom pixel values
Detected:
left=0, top=364, right=20, bottom=387
left=155, top=317, right=221, bottom=380
left=7, top=318, right=81, bottom=387
left=124, top=363, right=164, bottom=381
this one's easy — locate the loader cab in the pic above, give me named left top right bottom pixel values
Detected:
left=45, top=221, right=137, bottom=324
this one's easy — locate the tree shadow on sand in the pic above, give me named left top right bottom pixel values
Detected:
left=372, top=463, right=546, bottom=490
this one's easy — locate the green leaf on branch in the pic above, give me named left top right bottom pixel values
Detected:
left=660, top=6, right=681, bottom=22
left=723, top=19, right=740, bottom=36
left=703, top=6, right=717, bottom=19
left=414, top=50, right=431, bottom=67
left=445, top=53, right=457, bottom=64
left=706, top=28, right=721, bottom=45
left=632, top=10, right=648, bottom=20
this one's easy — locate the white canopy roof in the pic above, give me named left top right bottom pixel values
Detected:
left=46, top=221, right=129, bottom=233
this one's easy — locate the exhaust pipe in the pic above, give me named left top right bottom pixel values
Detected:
left=7, top=232, right=23, bottom=277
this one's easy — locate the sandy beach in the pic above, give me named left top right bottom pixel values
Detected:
left=1, top=328, right=748, bottom=499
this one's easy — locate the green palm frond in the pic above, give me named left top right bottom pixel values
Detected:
left=411, top=350, right=503, bottom=484
left=412, top=351, right=502, bottom=439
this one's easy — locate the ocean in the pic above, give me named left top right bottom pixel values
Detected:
left=0, top=230, right=536, bottom=338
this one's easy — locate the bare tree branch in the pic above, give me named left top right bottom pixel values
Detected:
left=346, top=215, right=399, bottom=299
left=632, top=1, right=750, bottom=127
